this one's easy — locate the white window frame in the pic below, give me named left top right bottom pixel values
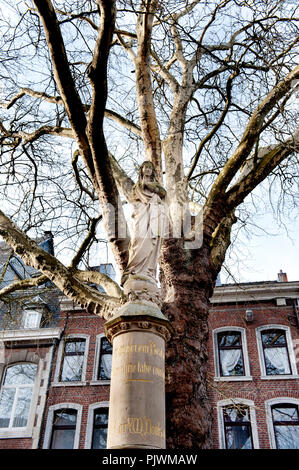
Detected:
left=91, top=334, right=112, bottom=385
left=256, top=325, right=299, bottom=379
left=0, top=361, right=41, bottom=439
left=84, top=401, right=109, bottom=449
left=265, top=397, right=299, bottom=449
left=52, top=334, right=90, bottom=386
left=217, top=398, right=259, bottom=449
left=43, top=402, right=83, bottom=449
left=22, top=310, right=42, bottom=329
left=213, top=327, right=252, bottom=381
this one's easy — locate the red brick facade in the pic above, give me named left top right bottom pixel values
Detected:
left=0, top=279, right=298, bottom=449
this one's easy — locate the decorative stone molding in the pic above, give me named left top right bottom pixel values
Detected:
left=104, top=300, right=173, bottom=344
left=122, top=274, right=162, bottom=308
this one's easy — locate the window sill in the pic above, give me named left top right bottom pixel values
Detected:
left=89, top=379, right=111, bottom=386
left=51, top=381, right=87, bottom=387
left=0, top=428, right=33, bottom=439
left=260, top=375, right=299, bottom=380
left=214, top=376, right=253, bottom=382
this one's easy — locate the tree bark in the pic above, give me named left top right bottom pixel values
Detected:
left=160, top=237, right=215, bottom=448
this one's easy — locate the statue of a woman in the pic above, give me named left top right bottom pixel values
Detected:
left=121, top=161, right=168, bottom=286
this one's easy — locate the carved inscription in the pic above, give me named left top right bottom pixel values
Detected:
left=117, top=416, right=165, bottom=439
left=113, top=340, right=165, bottom=382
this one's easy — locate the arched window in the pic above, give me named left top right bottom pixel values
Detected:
left=266, top=398, right=299, bottom=449
left=84, top=402, right=109, bottom=449
left=91, top=407, right=109, bottom=449
left=0, top=363, right=37, bottom=429
left=43, top=403, right=82, bottom=449
left=50, top=409, right=78, bottom=449
left=91, top=335, right=112, bottom=384
left=217, top=399, right=259, bottom=449
left=256, top=325, right=298, bottom=378
left=213, top=327, right=251, bottom=381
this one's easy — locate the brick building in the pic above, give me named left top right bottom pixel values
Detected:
left=0, top=238, right=298, bottom=449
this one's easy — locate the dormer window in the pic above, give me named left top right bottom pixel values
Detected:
left=23, top=310, right=42, bottom=329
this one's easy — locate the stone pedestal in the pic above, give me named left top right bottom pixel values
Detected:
left=104, top=299, right=172, bottom=449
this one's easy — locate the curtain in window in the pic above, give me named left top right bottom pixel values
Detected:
left=224, top=406, right=253, bottom=449
left=264, top=348, right=290, bottom=375
left=220, top=350, right=242, bottom=376
left=100, top=355, right=112, bottom=380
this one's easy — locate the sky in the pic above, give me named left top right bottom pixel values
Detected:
left=222, top=215, right=299, bottom=284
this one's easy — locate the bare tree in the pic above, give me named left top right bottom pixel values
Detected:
left=0, top=0, right=298, bottom=447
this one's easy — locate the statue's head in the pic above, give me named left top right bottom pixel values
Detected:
left=139, top=160, right=156, bottom=181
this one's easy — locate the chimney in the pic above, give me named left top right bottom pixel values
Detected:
left=277, top=270, right=288, bottom=283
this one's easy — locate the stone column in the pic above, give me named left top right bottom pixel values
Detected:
left=105, top=280, right=172, bottom=449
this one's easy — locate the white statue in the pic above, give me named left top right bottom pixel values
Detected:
left=121, top=161, right=168, bottom=288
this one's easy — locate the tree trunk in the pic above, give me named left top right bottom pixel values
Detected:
left=160, top=237, right=215, bottom=448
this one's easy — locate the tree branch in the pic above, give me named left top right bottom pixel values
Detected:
left=33, top=0, right=95, bottom=176
left=206, top=64, right=299, bottom=205
left=69, top=215, right=102, bottom=269
left=225, top=131, right=299, bottom=212
left=0, top=208, right=120, bottom=318
left=0, top=274, right=49, bottom=300
left=135, top=0, right=162, bottom=179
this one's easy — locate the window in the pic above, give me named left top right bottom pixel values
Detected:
left=91, top=335, right=112, bottom=384
left=213, top=328, right=251, bottom=380
left=91, top=407, right=109, bottom=449
left=43, top=403, right=82, bottom=449
left=218, top=331, right=244, bottom=376
left=53, top=335, right=89, bottom=385
left=0, top=363, right=37, bottom=429
left=223, top=405, right=253, bottom=449
left=261, top=329, right=291, bottom=375
left=60, top=339, right=86, bottom=382
left=271, top=404, right=299, bottom=449
left=50, top=409, right=78, bottom=449
left=256, top=326, right=298, bottom=379
left=23, top=310, right=42, bottom=329
left=84, top=402, right=109, bottom=449
left=217, top=399, right=259, bottom=449
left=98, top=337, right=112, bottom=381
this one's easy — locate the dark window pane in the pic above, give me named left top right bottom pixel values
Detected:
left=218, top=332, right=241, bottom=347
left=262, top=331, right=286, bottom=346
left=218, top=332, right=244, bottom=376
left=274, top=425, right=299, bottom=449
left=50, top=410, right=77, bottom=449
left=272, top=405, right=299, bottom=449
left=261, top=330, right=291, bottom=375
left=98, top=338, right=112, bottom=380
left=92, top=408, right=108, bottom=449
left=94, top=410, right=109, bottom=426
left=272, top=406, right=299, bottom=422
left=225, top=425, right=253, bottom=449
left=224, top=406, right=250, bottom=422
left=60, top=340, right=85, bottom=382
left=64, top=340, right=85, bottom=354
left=54, top=410, right=77, bottom=426
left=223, top=406, right=253, bottom=449
left=61, top=355, right=84, bottom=382
left=51, top=429, right=76, bottom=449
